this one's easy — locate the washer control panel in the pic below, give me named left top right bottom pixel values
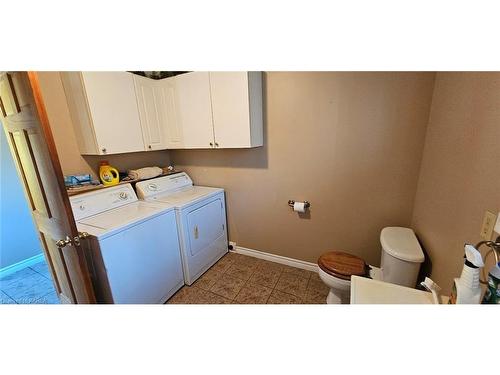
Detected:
left=147, top=183, right=158, bottom=192
left=70, top=184, right=138, bottom=221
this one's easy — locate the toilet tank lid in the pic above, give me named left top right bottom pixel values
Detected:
left=380, top=227, right=424, bottom=263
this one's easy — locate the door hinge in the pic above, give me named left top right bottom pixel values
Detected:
left=56, top=232, right=89, bottom=249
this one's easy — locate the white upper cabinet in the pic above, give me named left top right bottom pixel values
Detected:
left=174, top=72, right=215, bottom=149
left=209, top=72, right=263, bottom=148
left=61, top=72, right=145, bottom=155
left=134, top=74, right=168, bottom=151
left=157, top=78, right=183, bottom=149
left=62, top=71, right=264, bottom=154
left=169, top=71, right=263, bottom=149
left=134, top=74, right=183, bottom=150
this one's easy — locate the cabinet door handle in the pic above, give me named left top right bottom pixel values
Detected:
left=101, top=148, right=107, bottom=153
left=215, top=142, right=219, bottom=148
left=209, top=142, right=213, bottom=147
left=148, top=145, right=152, bottom=149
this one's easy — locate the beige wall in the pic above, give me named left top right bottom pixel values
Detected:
left=37, top=70, right=499, bottom=292
left=171, top=72, right=436, bottom=266
left=411, top=72, right=500, bottom=294
left=37, top=72, right=171, bottom=178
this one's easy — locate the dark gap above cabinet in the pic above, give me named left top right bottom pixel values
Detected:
left=128, top=71, right=189, bottom=80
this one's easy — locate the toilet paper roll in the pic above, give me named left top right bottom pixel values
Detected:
left=293, top=201, right=306, bottom=213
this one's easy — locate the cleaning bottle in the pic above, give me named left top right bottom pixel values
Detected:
left=449, top=244, right=484, bottom=304
left=481, top=261, right=500, bottom=304
left=99, top=161, right=119, bottom=186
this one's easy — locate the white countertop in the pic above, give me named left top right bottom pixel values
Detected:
left=350, top=276, right=449, bottom=304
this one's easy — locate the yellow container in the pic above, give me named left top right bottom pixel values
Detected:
left=99, top=161, right=119, bottom=186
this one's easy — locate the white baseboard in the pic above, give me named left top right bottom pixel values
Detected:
left=231, top=245, right=319, bottom=273
left=0, top=253, right=44, bottom=279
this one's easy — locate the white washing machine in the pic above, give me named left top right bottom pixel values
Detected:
left=70, top=183, right=184, bottom=303
left=136, top=173, right=228, bottom=285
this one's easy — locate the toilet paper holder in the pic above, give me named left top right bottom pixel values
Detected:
left=288, top=200, right=310, bottom=209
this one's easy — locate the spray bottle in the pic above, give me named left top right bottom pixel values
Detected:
left=449, top=244, right=484, bottom=304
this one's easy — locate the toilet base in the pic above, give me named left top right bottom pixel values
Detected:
left=326, top=288, right=350, bottom=304
left=319, top=266, right=382, bottom=304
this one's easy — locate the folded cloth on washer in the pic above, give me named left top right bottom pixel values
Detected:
left=127, top=166, right=163, bottom=180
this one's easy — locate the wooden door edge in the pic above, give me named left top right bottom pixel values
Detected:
left=26, top=72, right=96, bottom=303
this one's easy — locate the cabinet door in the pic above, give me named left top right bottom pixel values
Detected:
left=133, top=75, right=166, bottom=151
left=174, top=72, right=214, bottom=148
left=209, top=72, right=251, bottom=148
left=157, top=77, right=183, bottom=149
left=82, top=72, right=145, bottom=154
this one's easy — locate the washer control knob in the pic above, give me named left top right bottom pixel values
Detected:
left=119, top=192, right=128, bottom=200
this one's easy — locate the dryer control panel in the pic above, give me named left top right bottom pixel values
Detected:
left=136, top=172, right=193, bottom=200
left=70, top=183, right=138, bottom=221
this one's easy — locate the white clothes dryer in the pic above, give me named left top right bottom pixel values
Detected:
left=136, top=173, right=228, bottom=285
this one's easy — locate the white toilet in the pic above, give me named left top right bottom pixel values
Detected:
left=318, top=227, right=425, bottom=304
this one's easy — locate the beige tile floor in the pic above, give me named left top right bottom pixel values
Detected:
left=167, top=252, right=329, bottom=304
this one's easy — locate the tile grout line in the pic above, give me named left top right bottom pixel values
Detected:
left=169, top=253, right=326, bottom=304
left=230, top=258, right=309, bottom=304
left=0, top=279, right=20, bottom=303
left=28, top=266, right=52, bottom=281
left=1, top=289, right=19, bottom=304
left=0, top=264, right=56, bottom=304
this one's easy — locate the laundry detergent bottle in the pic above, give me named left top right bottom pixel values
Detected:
left=449, top=244, right=484, bottom=304
left=99, top=161, right=119, bottom=186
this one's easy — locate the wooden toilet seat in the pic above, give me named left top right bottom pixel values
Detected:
left=318, top=251, right=367, bottom=280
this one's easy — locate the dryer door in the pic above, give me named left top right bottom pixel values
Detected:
left=186, top=198, right=224, bottom=256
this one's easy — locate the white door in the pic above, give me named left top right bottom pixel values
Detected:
left=133, top=75, right=166, bottom=151
left=174, top=72, right=215, bottom=149
left=82, top=72, right=145, bottom=154
left=157, top=77, right=183, bottom=149
left=209, top=72, right=252, bottom=148
left=0, top=72, right=96, bottom=303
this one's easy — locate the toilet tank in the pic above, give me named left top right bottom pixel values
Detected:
left=380, top=227, right=425, bottom=288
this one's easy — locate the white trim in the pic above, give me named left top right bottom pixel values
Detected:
left=231, top=245, right=319, bottom=273
left=0, top=253, right=44, bottom=278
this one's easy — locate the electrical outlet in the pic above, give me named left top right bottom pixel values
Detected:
left=495, top=213, right=500, bottom=235
left=480, top=211, right=497, bottom=240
